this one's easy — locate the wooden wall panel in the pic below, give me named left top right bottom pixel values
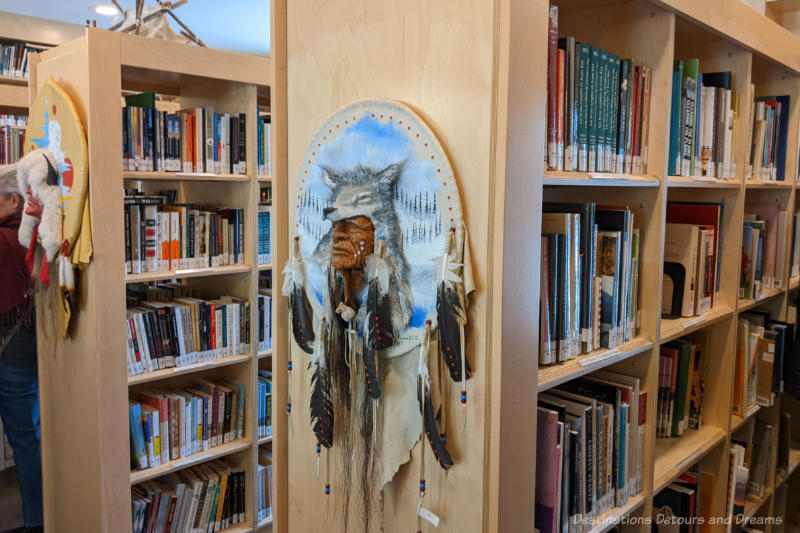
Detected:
left=286, top=2, right=496, bottom=531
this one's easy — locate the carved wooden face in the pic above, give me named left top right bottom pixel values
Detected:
left=330, top=216, right=375, bottom=271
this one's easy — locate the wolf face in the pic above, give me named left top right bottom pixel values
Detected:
left=313, top=161, right=414, bottom=336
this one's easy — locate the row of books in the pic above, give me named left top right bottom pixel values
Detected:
left=128, top=380, right=246, bottom=471
left=257, top=109, right=272, bottom=176
left=259, top=185, right=272, bottom=206
left=539, top=203, right=641, bottom=364
left=124, top=191, right=246, bottom=275
left=652, top=470, right=713, bottom=533
left=546, top=7, right=652, bottom=175
left=733, top=310, right=793, bottom=415
left=122, top=92, right=247, bottom=174
left=746, top=92, right=791, bottom=182
left=131, top=460, right=246, bottom=533
left=726, top=422, right=773, bottom=529
left=535, top=370, right=646, bottom=533
left=0, top=41, right=48, bottom=79
left=0, top=114, right=25, bottom=126
left=668, top=61, right=738, bottom=179
left=258, top=207, right=272, bottom=265
left=662, top=202, right=724, bottom=319
left=125, top=284, right=251, bottom=378
left=0, top=124, right=24, bottom=165
left=257, top=446, right=273, bottom=522
left=257, top=370, right=273, bottom=439
left=740, top=206, right=789, bottom=300
left=657, top=337, right=705, bottom=439
left=257, top=292, right=273, bottom=354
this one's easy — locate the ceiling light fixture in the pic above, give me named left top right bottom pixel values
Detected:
left=91, top=4, right=119, bottom=16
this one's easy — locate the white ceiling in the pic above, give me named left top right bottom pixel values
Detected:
left=0, top=0, right=270, bottom=56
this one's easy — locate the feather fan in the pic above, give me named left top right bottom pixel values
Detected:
left=283, top=238, right=315, bottom=354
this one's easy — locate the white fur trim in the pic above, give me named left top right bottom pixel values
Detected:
left=15, top=149, right=62, bottom=260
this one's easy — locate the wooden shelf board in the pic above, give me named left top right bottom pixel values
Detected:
left=538, top=337, right=652, bottom=392
left=745, top=180, right=794, bottom=189
left=0, top=74, right=28, bottom=86
left=123, top=171, right=250, bottom=182
left=126, top=264, right=252, bottom=283
left=730, top=404, right=761, bottom=432
left=128, top=354, right=251, bottom=386
left=257, top=175, right=272, bottom=182
left=257, top=516, right=273, bottom=529
left=790, top=276, right=800, bottom=290
left=738, top=288, right=784, bottom=312
left=667, top=176, right=741, bottom=188
left=115, top=30, right=272, bottom=87
left=258, top=264, right=273, bottom=271
left=659, top=305, right=733, bottom=344
left=0, top=82, right=28, bottom=109
left=744, top=489, right=772, bottom=520
left=258, top=435, right=272, bottom=445
left=585, top=494, right=645, bottom=533
left=544, top=171, right=660, bottom=188
left=654, top=426, right=726, bottom=493
left=130, top=439, right=251, bottom=485
left=257, top=350, right=272, bottom=360
left=651, top=0, right=800, bottom=73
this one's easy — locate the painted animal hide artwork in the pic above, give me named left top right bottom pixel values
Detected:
left=284, top=99, right=474, bottom=528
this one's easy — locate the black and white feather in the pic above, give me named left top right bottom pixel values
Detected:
left=417, top=333, right=453, bottom=470
left=309, top=321, right=334, bottom=448
left=283, top=239, right=315, bottom=354
left=434, top=245, right=471, bottom=382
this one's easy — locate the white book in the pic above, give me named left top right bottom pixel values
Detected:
left=775, top=210, right=788, bottom=289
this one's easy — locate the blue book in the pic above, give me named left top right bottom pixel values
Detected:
left=668, top=63, right=683, bottom=175
left=618, top=403, right=628, bottom=493
left=129, top=402, right=148, bottom=470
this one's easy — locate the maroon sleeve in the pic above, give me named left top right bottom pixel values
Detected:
left=0, top=226, right=31, bottom=314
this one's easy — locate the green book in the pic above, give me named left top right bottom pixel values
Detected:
left=588, top=46, right=600, bottom=172
left=124, top=91, right=156, bottom=109
left=680, top=59, right=700, bottom=176
left=667, top=339, right=693, bottom=437
left=598, top=48, right=610, bottom=173
left=577, top=43, right=592, bottom=172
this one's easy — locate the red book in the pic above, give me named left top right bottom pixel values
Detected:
left=209, top=302, right=217, bottom=352
left=547, top=6, right=559, bottom=170
left=535, top=407, right=561, bottom=533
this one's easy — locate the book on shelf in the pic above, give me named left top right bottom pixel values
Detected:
left=535, top=369, right=646, bottom=533
left=124, top=283, right=251, bottom=378
left=257, top=106, right=272, bottom=176
left=122, top=92, right=247, bottom=174
left=777, top=412, right=791, bottom=477
left=733, top=310, right=792, bottom=414
left=657, top=335, right=706, bottom=438
left=258, top=290, right=273, bottom=353
left=124, top=190, right=245, bottom=275
left=747, top=93, right=791, bottom=181
left=545, top=7, right=651, bottom=175
left=668, top=63, right=737, bottom=179
left=740, top=206, right=789, bottom=299
left=539, top=203, right=641, bottom=364
left=258, top=205, right=272, bottom=265
left=791, top=214, right=800, bottom=278
left=259, top=185, right=272, bottom=206
left=258, top=446, right=274, bottom=522
left=131, top=459, right=246, bottom=533
left=0, top=120, right=25, bottom=165
left=0, top=41, right=50, bottom=79
left=747, top=420, right=772, bottom=498
left=258, top=370, right=273, bottom=439
left=128, top=379, right=245, bottom=472
left=726, top=441, right=749, bottom=532
left=652, top=480, right=697, bottom=533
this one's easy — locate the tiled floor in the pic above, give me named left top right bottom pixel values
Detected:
left=0, top=467, right=23, bottom=531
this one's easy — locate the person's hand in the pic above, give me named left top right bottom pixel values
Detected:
left=24, top=185, right=44, bottom=219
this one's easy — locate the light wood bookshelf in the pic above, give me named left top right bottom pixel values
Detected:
left=27, top=20, right=285, bottom=533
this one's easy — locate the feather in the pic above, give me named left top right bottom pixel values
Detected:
left=309, top=322, right=334, bottom=448
left=365, top=240, right=393, bottom=350
left=283, top=238, right=315, bottom=354
left=417, top=372, right=453, bottom=470
left=437, top=283, right=471, bottom=382
left=361, top=327, right=381, bottom=399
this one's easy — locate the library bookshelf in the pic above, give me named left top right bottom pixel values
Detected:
left=26, top=19, right=287, bottom=533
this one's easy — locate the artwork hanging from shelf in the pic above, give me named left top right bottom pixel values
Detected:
left=283, top=99, right=474, bottom=529
left=19, top=76, right=91, bottom=338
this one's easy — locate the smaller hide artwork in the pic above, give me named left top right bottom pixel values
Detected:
left=20, top=76, right=91, bottom=338
left=284, top=99, right=475, bottom=531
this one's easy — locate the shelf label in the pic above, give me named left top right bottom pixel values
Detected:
left=681, top=315, right=707, bottom=329
left=578, top=348, right=622, bottom=367
left=176, top=172, right=217, bottom=177
left=175, top=267, right=212, bottom=275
